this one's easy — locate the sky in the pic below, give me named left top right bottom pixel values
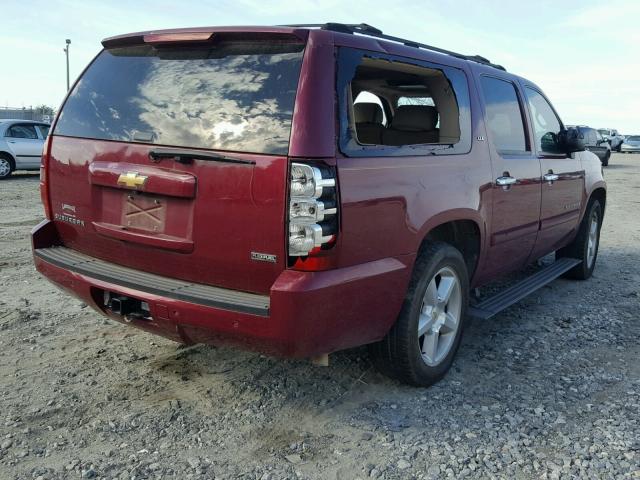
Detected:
left=2, top=0, right=639, bottom=133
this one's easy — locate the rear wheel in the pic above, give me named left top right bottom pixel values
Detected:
left=0, top=154, right=14, bottom=179
left=369, top=242, right=469, bottom=387
left=557, top=199, right=602, bottom=280
left=601, top=151, right=610, bottom=166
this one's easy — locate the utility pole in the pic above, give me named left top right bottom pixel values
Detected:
left=64, top=39, right=71, bottom=91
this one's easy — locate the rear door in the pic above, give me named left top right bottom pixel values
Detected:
left=523, top=86, right=583, bottom=258
left=48, top=32, right=307, bottom=294
left=478, top=74, right=541, bottom=277
left=5, top=123, right=43, bottom=168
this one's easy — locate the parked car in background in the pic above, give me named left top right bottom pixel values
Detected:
left=597, top=128, right=624, bottom=152
left=620, top=135, right=640, bottom=153
left=568, top=126, right=612, bottom=166
left=32, top=23, right=606, bottom=387
left=0, top=119, right=50, bottom=179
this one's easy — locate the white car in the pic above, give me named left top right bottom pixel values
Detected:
left=620, top=135, right=640, bottom=153
left=0, top=119, right=50, bottom=179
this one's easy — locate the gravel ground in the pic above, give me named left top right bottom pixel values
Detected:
left=0, top=153, right=638, bottom=480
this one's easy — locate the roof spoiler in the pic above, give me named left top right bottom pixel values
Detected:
left=102, top=27, right=309, bottom=50
left=102, top=31, right=215, bottom=49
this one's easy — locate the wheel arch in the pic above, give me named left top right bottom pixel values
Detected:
left=589, top=186, right=606, bottom=208
left=416, top=212, right=484, bottom=283
left=0, top=151, right=16, bottom=169
left=586, top=185, right=607, bottom=218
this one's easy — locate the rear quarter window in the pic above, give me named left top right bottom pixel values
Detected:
left=54, top=37, right=305, bottom=155
left=337, top=48, right=472, bottom=157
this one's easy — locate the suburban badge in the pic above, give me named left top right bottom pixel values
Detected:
left=251, top=252, right=277, bottom=263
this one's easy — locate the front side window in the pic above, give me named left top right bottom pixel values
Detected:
left=524, top=87, right=563, bottom=154
left=54, top=36, right=305, bottom=155
left=337, top=48, right=471, bottom=157
left=6, top=124, right=38, bottom=139
left=479, top=76, right=527, bottom=153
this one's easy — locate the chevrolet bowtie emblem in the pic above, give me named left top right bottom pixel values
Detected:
left=117, top=171, right=148, bottom=189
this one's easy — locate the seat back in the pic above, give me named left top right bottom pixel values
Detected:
left=354, top=102, right=385, bottom=144
left=383, top=105, right=439, bottom=146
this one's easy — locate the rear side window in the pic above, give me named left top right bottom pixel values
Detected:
left=6, top=124, right=38, bottom=139
left=580, top=128, right=598, bottom=145
left=54, top=37, right=305, bottom=155
left=480, top=76, right=527, bottom=153
left=337, top=48, right=472, bottom=157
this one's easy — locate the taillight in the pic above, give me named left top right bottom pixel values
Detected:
left=40, top=134, right=53, bottom=220
left=288, top=162, right=338, bottom=257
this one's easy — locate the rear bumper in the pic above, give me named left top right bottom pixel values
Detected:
left=32, top=220, right=412, bottom=357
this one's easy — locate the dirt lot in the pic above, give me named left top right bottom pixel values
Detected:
left=0, top=154, right=638, bottom=480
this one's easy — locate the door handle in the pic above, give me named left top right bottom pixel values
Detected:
left=496, top=176, right=517, bottom=186
left=8, top=140, right=16, bottom=143
left=543, top=172, right=559, bottom=182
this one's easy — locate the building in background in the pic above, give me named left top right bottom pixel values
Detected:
left=0, top=106, right=55, bottom=123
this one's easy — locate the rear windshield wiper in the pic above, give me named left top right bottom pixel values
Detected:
left=149, top=148, right=255, bottom=165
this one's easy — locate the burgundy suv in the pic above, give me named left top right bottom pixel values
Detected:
left=32, top=24, right=606, bottom=386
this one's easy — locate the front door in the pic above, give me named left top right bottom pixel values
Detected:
left=522, top=86, right=584, bottom=259
left=5, top=123, right=43, bottom=168
left=478, top=75, right=542, bottom=279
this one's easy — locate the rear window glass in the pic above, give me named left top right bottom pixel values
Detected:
left=6, top=124, right=38, bottom=139
left=54, top=38, right=305, bottom=155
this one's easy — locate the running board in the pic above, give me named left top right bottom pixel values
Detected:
left=467, top=258, right=581, bottom=320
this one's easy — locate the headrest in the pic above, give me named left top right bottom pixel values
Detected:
left=354, top=102, right=384, bottom=124
left=392, top=105, right=438, bottom=131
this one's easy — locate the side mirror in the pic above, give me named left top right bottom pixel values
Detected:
left=557, top=127, right=585, bottom=153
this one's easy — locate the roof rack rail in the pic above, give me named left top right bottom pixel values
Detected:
left=282, top=23, right=506, bottom=71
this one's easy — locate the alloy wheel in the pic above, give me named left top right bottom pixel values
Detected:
left=0, top=158, right=10, bottom=178
left=586, top=211, right=599, bottom=268
left=418, top=267, right=462, bottom=367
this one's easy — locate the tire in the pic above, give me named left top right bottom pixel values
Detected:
left=557, top=199, right=603, bottom=280
left=369, top=242, right=469, bottom=387
left=0, top=153, right=14, bottom=179
left=601, top=151, right=610, bottom=167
